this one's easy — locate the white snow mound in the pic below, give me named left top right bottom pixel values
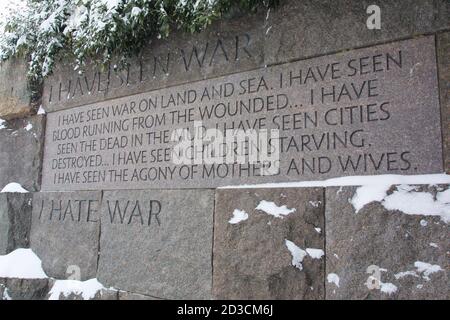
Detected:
left=0, top=248, right=47, bottom=279
left=1, top=182, right=29, bottom=193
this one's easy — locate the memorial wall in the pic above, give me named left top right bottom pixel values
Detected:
left=42, top=37, right=442, bottom=190
left=0, top=0, right=449, bottom=300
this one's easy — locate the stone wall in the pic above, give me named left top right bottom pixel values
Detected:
left=0, top=185, right=449, bottom=300
left=0, top=0, right=448, bottom=300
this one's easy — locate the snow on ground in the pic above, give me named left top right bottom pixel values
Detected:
left=228, top=209, right=248, bottom=224
left=351, top=184, right=450, bottom=223
left=327, top=273, right=340, bottom=287
left=0, top=248, right=47, bottom=279
left=0, top=118, right=6, bottom=129
left=0, top=248, right=112, bottom=300
left=219, top=173, right=450, bottom=189
left=255, top=200, right=295, bottom=218
left=0, top=182, right=28, bottom=193
left=24, top=123, right=32, bottom=131
left=48, top=278, right=106, bottom=300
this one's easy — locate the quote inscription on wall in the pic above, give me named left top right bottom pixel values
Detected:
left=41, top=36, right=442, bottom=191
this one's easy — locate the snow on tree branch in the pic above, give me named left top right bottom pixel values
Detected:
left=0, top=0, right=279, bottom=82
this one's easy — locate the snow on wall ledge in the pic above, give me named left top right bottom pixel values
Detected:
left=351, top=184, right=450, bottom=223
left=220, top=173, right=450, bottom=189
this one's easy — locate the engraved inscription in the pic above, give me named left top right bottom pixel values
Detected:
left=45, top=34, right=254, bottom=105
left=105, top=199, right=162, bottom=226
left=41, top=36, right=443, bottom=191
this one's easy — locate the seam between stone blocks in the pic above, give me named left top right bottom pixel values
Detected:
left=36, top=114, right=47, bottom=192
left=6, top=194, right=15, bottom=252
left=95, top=190, right=103, bottom=278
left=435, top=31, right=449, bottom=174
left=210, top=188, right=217, bottom=299
left=322, top=187, right=326, bottom=301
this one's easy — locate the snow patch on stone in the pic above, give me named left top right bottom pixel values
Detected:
left=48, top=278, right=106, bottom=300
left=0, top=249, right=115, bottom=300
left=394, top=261, right=443, bottom=282
left=305, top=248, right=324, bottom=259
left=285, top=240, right=307, bottom=271
left=1, top=182, right=29, bottom=193
left=327, top=273, right=340, bottom=287
left=394, top=270, right=419, bottom=280
left=350, top=184, right=391, bottom=213
left=309, top=200, right=321, bottom=208
left=414, top=261, right=443, bottom=281
left=383, top=190, right=450, bottom=223
left=0, top=248, right=47, bottom=279
left=256, top=200, right=295, bottom=218
left=351, top=184, right=450, bottom=223
left=37, top=105, right=46, bottom=115
left=285, top=240, right=324, bottom=271
left=380, top=282, right=397, bottom=295
left=228, top=209, right=249, bottom=224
